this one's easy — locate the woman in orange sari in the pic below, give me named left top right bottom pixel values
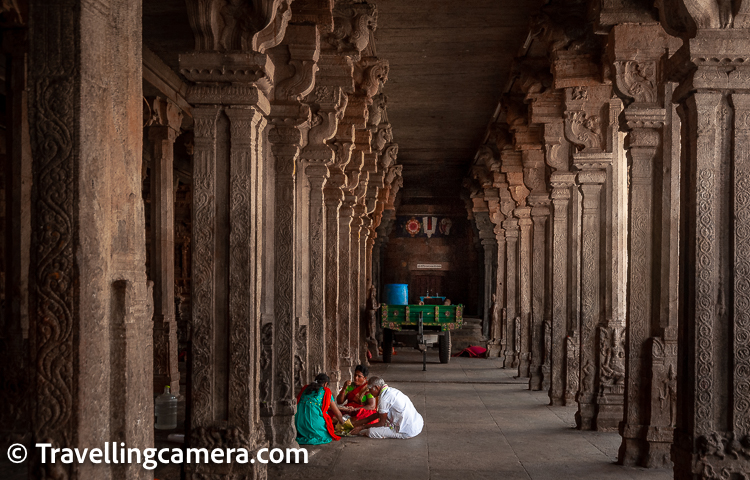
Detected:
left=336, top=365, right=377, bottom=423
left=295, top=373, right=344, bottom=445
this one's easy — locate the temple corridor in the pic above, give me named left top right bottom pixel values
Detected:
left=2, top=0, right=750, bottom=479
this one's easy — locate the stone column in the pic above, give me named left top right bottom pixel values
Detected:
left=268, top=122, right=302, bottom=447
left=324, top=183, right=343, bottom=387
left=304, top=163, right=329, bottom=378
left=187, top=102, right=270, bottom=471
left=26, top=1, right=151, bottom=478
left=607, top=23, right=681, bottom=468
left=147, top=97, right=183, bottom=397
left=658, top=15, right=750, bottom=475
left=549, top=173, right=576, bottom=405
left=530, top=204, right=550, bottom=391
left=300, top=84, right=345, bottom=380
left=503, top=218, right=520, bottom=369
left=516, top=207, right=533, bottom=379
left=350, top=203, right=364, bottom=366
left=472, top=207, right=497, bottom=338
left=338, top=195, right=355, bottom=379
left=575, top=170, right=606, bottom=431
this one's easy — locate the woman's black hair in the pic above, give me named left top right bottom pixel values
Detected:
left=304, top=373, right=330, bottom=396
left=354, top=364, right=369, bottom=377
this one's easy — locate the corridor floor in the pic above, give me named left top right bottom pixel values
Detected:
left=270, top=350, right=673, bottom=480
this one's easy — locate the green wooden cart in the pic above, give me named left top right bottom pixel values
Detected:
left=380, top=304, right=464, bottom=365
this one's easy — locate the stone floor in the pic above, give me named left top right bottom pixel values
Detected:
left=269, top=349, right=674, bottom=480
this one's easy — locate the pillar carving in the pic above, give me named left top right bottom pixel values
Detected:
left=608, top=22, right=681, bottom=468
left=656, top=4, right=750, bottom=474
left=146, top=97, right=183, bottom=397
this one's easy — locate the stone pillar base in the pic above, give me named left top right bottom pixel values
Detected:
left=541, top=365, right=550, bottom=392
left=594, top=393, right=623, bottom=432
left=504, top=353, right=519, bottom=369
left=576, top=393, right=596, bottom=430
left=517, top=354, right=531, bottom=378
left=619, top=423, right=674, bottom=468
left=486, top=343, right=504, bottom=360
left=529, top=369, right=543, bottom=391
left=549, top=397, right=566, bottom=407
left=271, top=414, right=298, bottom=449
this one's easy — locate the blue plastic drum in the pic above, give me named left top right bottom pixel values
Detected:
left=383, top=284, right=408, bottom=305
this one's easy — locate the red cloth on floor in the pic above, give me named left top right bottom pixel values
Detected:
left=453, top=345, right=487, bottom=357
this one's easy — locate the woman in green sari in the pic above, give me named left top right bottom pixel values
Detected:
left=295, top=373, right=345, bottom=445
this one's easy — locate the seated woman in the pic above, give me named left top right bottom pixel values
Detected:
left=336, top=365, right=377, bottom=423
left=295, top=373, right=344, bottom=445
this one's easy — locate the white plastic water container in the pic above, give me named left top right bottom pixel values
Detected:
left=155, top=385, right=177, bottom=430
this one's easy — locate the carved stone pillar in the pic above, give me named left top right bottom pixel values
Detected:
left=549, top=173, right=576, bottom=405
left=188, top=102, right=270, bottom=467
left=516, top=208, right=533, bottom=379
left=473, top=207, right=497, bottom=338
left=25, top=2, right=152, bottom=478
left=575, top=170, right=606, bottom=431
left=323, top=182, right=343, bottom=388
left=503, top=218, right=520, bottom=369
left=338, top=195, right=355, bottom=379
left=300, top=84, right=345, bottom=381
left=268, top=121, right=303, bottom=447
left=303, top=163, right=329, bottom=377
left=530, top=204, right=550, bottom=391
left=658, top=12, right=750, bottom=474
left=607, top=22, right=681, bottom=468
left=350, top=203, right=365, bottom=366
left=147, top=97, right=183, bottom=397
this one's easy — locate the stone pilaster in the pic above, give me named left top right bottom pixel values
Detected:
left=146, top=97, right=183, bottom=397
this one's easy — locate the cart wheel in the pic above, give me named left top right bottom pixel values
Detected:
left=439, top=331, right=451, bottom=364
left=382, top=329, right=394, bottom=363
